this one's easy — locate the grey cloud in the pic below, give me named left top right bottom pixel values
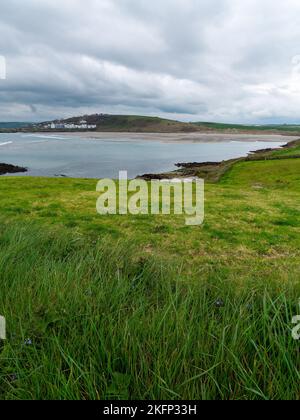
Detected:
left=1, top=0, right=300, bottom=123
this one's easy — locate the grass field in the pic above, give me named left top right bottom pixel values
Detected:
left=0, top=153, right=299, bottom=400
left=194, top=121, right=300, bottom=134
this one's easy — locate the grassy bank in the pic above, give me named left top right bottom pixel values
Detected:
left=150, top=138, right=300, bottom=182
left=0, top=152, right=299, bottom=400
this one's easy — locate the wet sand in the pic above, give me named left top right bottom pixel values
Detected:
left=48, top=132, right=299, bottom=144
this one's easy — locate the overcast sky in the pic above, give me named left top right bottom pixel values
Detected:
left=0, top=0, right=300, bottom=123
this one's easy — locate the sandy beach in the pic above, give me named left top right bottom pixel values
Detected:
left=46, top=131, right=299, bottom=144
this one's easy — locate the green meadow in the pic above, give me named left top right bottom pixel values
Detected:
left=0, top=147, right=299, bottom=400
left=194, top=121, right=300, bottom=134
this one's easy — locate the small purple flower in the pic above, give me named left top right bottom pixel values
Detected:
left=8, top=373, right=18, bottom=382
left=215, top=299, right=225, bottom=308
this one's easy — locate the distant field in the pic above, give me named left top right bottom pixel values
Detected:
left=194, top=121, right=300, bottom=134
left=0, top=149, right=299, bottom=400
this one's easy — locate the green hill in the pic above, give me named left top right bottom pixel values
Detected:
left=4, top=115, right=300, bottom=134
left=38, top=114, right=202, bottom=133
left=95, top=115, right=201, bottom=132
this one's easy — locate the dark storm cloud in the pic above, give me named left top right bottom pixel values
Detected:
left=0, top=0, right=300, bottom=122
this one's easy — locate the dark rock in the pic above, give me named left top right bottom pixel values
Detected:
left=0, top=163, right=27, bottom=175
left=176, top=162, right=220, bottom=168
left=137, top=173, right=169, bottom=181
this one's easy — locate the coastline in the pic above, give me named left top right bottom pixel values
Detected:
left=28, top=131, right=299, bottom=144
left=138, top=138, right=300, bottom=181
left=0, top=133, right=298, bottom=179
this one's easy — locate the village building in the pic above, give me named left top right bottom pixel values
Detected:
left=43, top=120, right=97, bottom=130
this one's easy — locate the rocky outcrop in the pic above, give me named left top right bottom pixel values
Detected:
left=0, top=163, right=27, bottom=175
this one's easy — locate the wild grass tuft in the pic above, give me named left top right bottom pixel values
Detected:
left=0, top=222, right=299, bottom=400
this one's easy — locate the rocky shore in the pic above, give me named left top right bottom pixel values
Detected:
left=0, top=163, right=27, bottom=175
left=138, top=139, right=300, bottom=182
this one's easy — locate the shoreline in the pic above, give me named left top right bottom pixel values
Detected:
left=138, top=138, right=300, bottom=181
left=1, top=135, right=299, bottom=179
left=0, top=163, right=27, bottom=176
left=23, top=131, right=299, bottom=144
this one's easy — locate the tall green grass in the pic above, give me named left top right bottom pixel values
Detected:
left=0, top=222, right=299, bottom=400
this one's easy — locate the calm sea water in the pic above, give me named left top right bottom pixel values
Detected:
left=0, top=133, right=288, bottom=179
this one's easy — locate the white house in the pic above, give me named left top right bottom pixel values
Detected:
left=48, top=121, right=96, bottom=130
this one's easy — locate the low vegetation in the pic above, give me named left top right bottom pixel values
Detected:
left=144, top=139, right=300, bottom=183
left=0, top=145, right=299, bottom=400
left=194, top=121, right=300, bottom=135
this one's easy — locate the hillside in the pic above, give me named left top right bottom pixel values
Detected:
left=3, top=115, right=300, bottom=134
left=39, top=114, right=202, bottom=133
left=38, top=116, right=300, bottom=134
left=95, top=115, right=202, bottom=132
left=49, top=115, right=300, bottom=134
